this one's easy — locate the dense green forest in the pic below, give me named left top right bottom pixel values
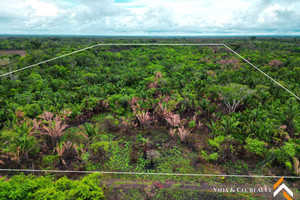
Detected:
left=0, top=36, right=299, bottom=199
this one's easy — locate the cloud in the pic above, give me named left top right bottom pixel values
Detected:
left=224, top=0, right=300, bottom=34
left=0, top=0, right=299, bottom=35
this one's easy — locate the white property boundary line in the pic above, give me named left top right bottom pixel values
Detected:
left=0, top=43, right=298, bottom=100
left=0, top=169, right=299, bottom=179
left=0, top=43, right=299, bottom=178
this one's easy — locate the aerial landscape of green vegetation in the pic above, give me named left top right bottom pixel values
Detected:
left=0, top=36, right=299, bottom=199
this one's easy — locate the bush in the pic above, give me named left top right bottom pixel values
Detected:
left=208, top=135, right=225, bottom=150
left=244, top=138, right=267, bottom=157
left=0, top=173, right=105, bottom=200
left=273, top=141, right=297, bottom=163
left=213, top=83, right=255, bottom=113
left=89, top=141, right=110, bottom=166
left=201, top=151, right=219, bottom=162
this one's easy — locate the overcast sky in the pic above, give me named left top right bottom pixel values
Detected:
left=0, top=0, right=299, bottom=35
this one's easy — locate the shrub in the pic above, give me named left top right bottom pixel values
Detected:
left=215, top=83, right=255, bottom=113
left=89, top=141, right=110, bottom=165
left=208, top=135, right=225, bottom=150
left=273, top=141, right=297, bottom=163
left=201, top=151, right=219, bottom=162
left=79, top=123, right=98, bottom=138
left=0, top=174, right=105, bottom=200
left=244, top=138, right=267, bottom=157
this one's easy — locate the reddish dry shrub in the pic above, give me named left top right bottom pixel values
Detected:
left=41, top=117, right=69, bottom=140
left=156, top=102, right=171, bottom=119
left=168, top=128, right=176, bottom=137
left=0, top=150, right=6, bottom=165
left=94, top=99, right=110, bottom=113
left=217, top=58, right=240, bottom=69
left=199, top=57, right=210, bottom=63
left=136, top=111, right=152, bottom=126
left=155, top=71, right=162, bottom=79
left=39, top=111, right=54, bottom=121
left=177, top=126, right=191, bottom=142
left=268, top=59, right=282, bottom=68
left=128, top=97, right=153, bottom=126
left=147, top=72, right=163, bottom=95
left=60, top=109, right=72, bottom=121
left=120, top=117, right=137, bottom=134
left=128, top=97, right=140, bottom=114
left=206, top=70, right=216, bottom=77
left=154, top=97, right=176, bottom=122
left=37, top=111, right=69, bottom=148
left=148, top=81, right=158, bottom=89
left=192, top=113, right=204, bottom=129
left=15, top=110, right=24, bottom=120
left=54, top=141, right=79, bottom=169
left=165, top=113, right=181, bottom=127
left=162, top=96, right=171, bottom=103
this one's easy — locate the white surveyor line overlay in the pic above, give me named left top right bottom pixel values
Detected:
left=0, top=43, right=300, bottom=177
left=0, top=169, right=300, bottom=179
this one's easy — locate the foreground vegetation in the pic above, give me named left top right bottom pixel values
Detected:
left=0, top=173, right=105, bottom=200
left=0, top=36, right=299, bottom=199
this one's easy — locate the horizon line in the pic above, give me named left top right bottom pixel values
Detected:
left=1, top=34, right=300, bottom=38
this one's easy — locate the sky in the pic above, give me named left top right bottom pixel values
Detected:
left=0, top=0, right=300, bottom=36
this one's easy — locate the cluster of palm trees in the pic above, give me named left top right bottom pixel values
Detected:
left=124, top=95, right=205, bottom=142
left=1, top=110, right=78, bottom=169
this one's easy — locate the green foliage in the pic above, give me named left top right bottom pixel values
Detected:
left=213, top=83, right=255, bottom=113
left=155, top=146, right=196, bottom=177
left=82, top=123, right=98, bottom=138
left=0, top=37, right=299, bottom=182
left=188, top=121, right=196, bottom=129
left=104, top=141, right=132, bottom=171
left=285, top=161, right=292, bottom=171
left=90, top=141, right=110, bottom=153
left=1, top=122, right=38, bottom=165
left=42, top=155, right=60, bottom=168
left=244, top=138, right=267, bottom=156
left=273, top=141, right=297, bottom=163
left=209, top=136, right=225, bottom=150
left=221, top=116, right=240, bottom=135
left=201, top=151, right=219, bottom=162
left=0, top=174, right=105, bottom=200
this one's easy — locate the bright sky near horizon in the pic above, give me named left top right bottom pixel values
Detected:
left=0, top=0, right=299, bottom=35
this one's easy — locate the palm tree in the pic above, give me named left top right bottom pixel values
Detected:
left=165, top=113, right=181, bottom=127
left=40, top=115, right=69, bottom=148
left=54, top=141, right=79, bottom=169
left=4, top=122, right=37, bottom=167
left=177, top=126, right=191, bottom=142
left=221, top=116, right=240, bottom=135
left=39, top=111, right=54, bottom=122
left=136, top=111, right=152, bottom=126
left=207, top=120, right=218, bottom=139
left=77, top=123, right=98, bottom=139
